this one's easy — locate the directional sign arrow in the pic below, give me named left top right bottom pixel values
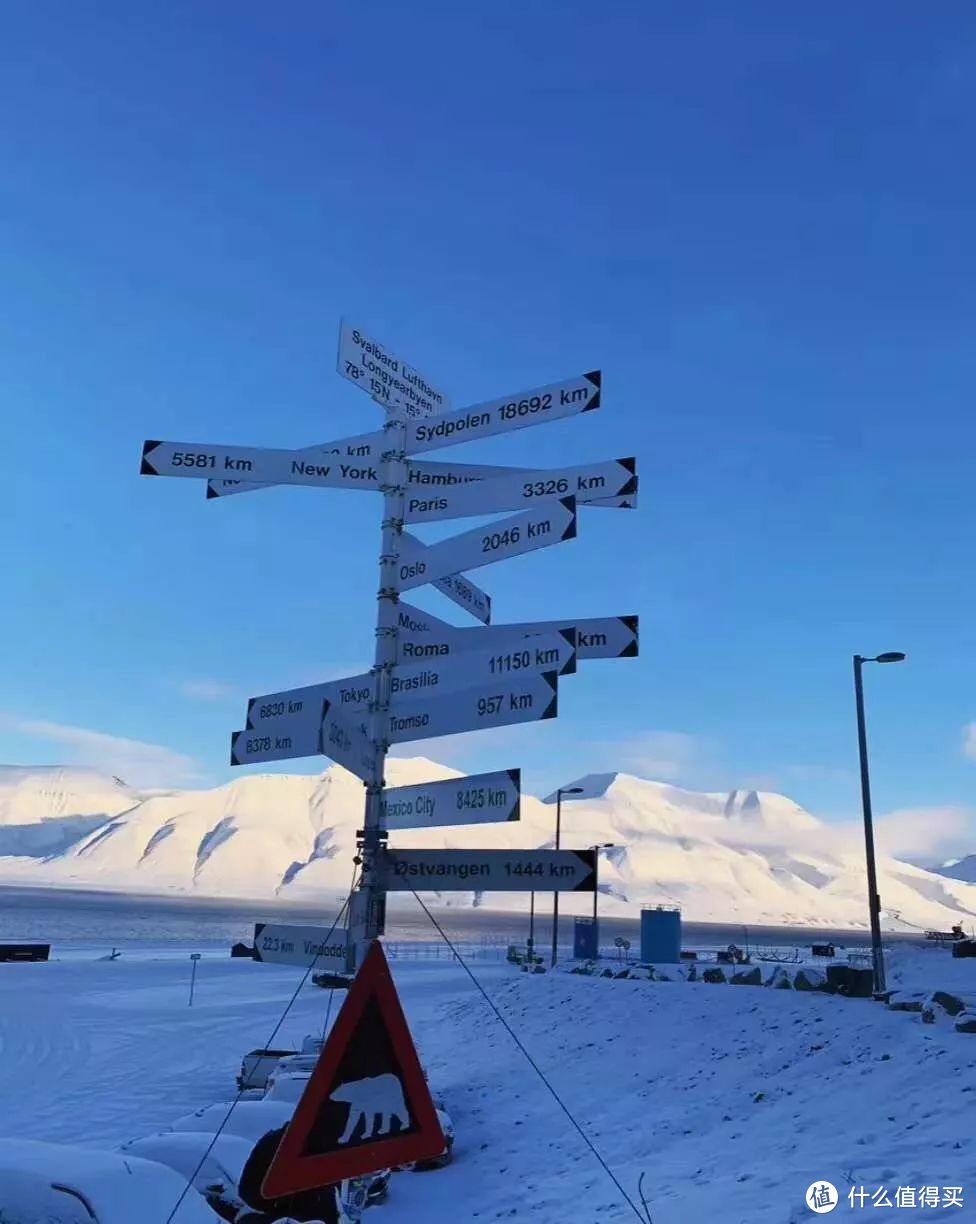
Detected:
left=378, top=848, right=597, bottom=892
left=338, top=321, right=450, bottom=420
left=395, top=497, right=577, bottom=591
left=432, top=572, right=491, bottom=624
left=386, top=671, right=557, bottom=744
left=246, top=636, right=573, bottom=730
left=204, top=428, right=387, bottom=499
left=253, top=922, right=349, bottom=972
left=403, top=371, right=601, bottom=456
left=397, top=603, right=638, bottom=661
left=382, top=768, right=521, bottom=831
left=230, top=710, right=325, bottom=767
left=403, top=458, right=636, bottom=524
left=406, top=456, right=638, bottom=512
left=142, top=438, right=383, bottom=492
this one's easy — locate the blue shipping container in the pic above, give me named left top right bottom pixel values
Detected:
left=574, top=918, right=598, bottom=959
left=640, top=907, right=681, bottom=963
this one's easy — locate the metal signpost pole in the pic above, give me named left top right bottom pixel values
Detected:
left=353, top=412, right=407, bottom=969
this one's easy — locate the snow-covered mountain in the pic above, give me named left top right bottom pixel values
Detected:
left=2, top=761, right=976, bottom=932
left=931, top=854, right=976, bottom=885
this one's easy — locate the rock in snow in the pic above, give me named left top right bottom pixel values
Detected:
left=1, top=761, right=976, bottom=932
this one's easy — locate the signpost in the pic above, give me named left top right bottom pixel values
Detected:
left=402, top=457, right=636, bottom=524
left=141, top=322, right=638, bottom=987
left=431, top=571, right=491, bottom=624
left=253, top=922, right=349, bottom=973
left=382, top=768, right=520, bottom=831
left=395, top=498, right=578, bottom=591
left=378, top=848, right=597, bottom=893
left=396, top=603, right=638, bottom=662
left=244, top=631, right=574, bottom=731
left=403, top=371, right=601, bottom=455
left=386, top=670, right=558, bottom=744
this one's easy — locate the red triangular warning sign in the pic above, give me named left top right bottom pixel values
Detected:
left=261, top=939, right=445, bottom=1197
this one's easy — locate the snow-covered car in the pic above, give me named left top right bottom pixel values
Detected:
left=169, top=1099, right=294, bottom=1142
left=0, top=1139, right=222, bottom=1223
left=263, top=1069, right=312, bottom=1103
left=118, top=1132, right=253, bottom=1219
left=236, top=1046, right=297, bottom=1092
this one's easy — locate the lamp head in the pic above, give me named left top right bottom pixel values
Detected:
left=875, top=652, right=906, bottom=664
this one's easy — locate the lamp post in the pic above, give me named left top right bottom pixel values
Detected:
left=853, top=651, right=906, bottom=999
left=590, top=843, right=614, bottom=960
left=551, top=786, right=584, bottom=967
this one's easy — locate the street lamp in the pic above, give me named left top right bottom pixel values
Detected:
left=853, top=651, right=906, bottom=998
left=551, top=786, right=584, bottom=967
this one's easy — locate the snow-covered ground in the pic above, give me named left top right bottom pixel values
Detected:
left=4, top=762, right=976, bottom=932
left=1, top=941, right=974, bottom=1222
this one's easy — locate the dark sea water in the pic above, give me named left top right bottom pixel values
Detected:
left=0, top=885, right=924, bottom=956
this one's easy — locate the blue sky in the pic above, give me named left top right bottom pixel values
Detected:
left=2, top=2, right=975, bottom=853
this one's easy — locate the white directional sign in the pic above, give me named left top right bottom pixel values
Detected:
left=407, top=457, right=638, bottom=511
left=404, top=371, right=601, bottom=455
left=395, top=497, right=577, bottom=591
left=338, top=321, right=450, bottom=420
left=232, top=700, right=375, bottom=780
left=253, top=922, right=348, bottom=971
left=431, top=570, right=491, bottom=623
left=320, top=700, right=377, bottom=780
left=244, top=632, right=573, bottom=732
left=143, top=438, right=382, bottom=492
left=382, top=768, right=520, bottom=831
left=379, top=848, right=597, bottom=892
left=387, top=671, right=558, bottom=744
left=396, top=602, right=638, bottom=661
left=205, top=429, right=386, bottom=499
left=403, top=457, right=636, bottom=524
left=231, top=712, right=323, bottom=767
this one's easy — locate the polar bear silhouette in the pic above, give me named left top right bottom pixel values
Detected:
left=330, top=1072, right=408, bottom=1144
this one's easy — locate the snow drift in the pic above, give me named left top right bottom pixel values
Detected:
left=1, top=761, right=976, bottom=932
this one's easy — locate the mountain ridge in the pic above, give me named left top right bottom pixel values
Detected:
left=1, top=761, right=975, bottom=932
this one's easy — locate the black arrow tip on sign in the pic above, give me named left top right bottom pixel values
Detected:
left=140, top=441, right=160, bottom=476
left=246, top=698, right=257, bottom=729
left=557, top=497, right=578, bottom=541
left=206, top=484, right=219, bottom=499
left=230, top=732, right=242, bottom=766
left=507, top=767, right=521, bottom=789
left=541, top=671, right=558, bottom=720
left=583, top=370, right=601, bottom=410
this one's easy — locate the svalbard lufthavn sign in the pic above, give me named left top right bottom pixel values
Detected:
left=403, top=457, right=636, bottom=524
left=395, top=498, right=578, bottom=591
left=403, top=371, right=601, bottom=456
left=142, top=439, right=383, bottom=492
left=386, top=671, right=558, bottom=744
left=379, top=848, right=597, bottom=892
left=338, top=321, right=450, bottom=420
left=382, top=768, right=520, bottom=831
left=396, top=602, right=638, bottom=662
left=253, top=922, right=348, bottom=972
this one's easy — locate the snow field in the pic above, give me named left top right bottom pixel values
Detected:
left=1, top=946, right=973, bottom=1222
